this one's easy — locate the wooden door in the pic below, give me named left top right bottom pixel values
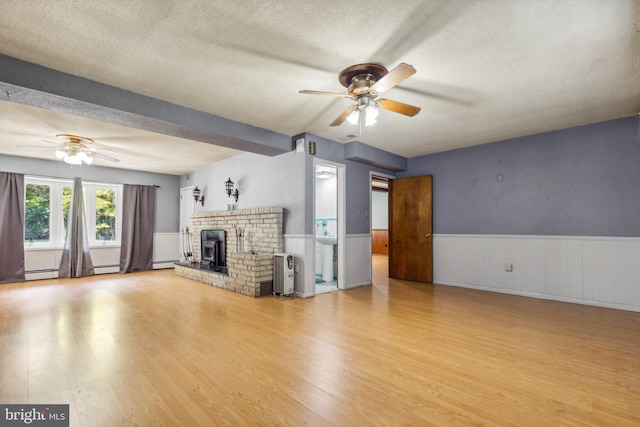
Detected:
left=389, top=175, right=433, bottom=283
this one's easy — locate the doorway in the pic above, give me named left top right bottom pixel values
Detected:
left=314, top=160, right=345, bottom=295
left=370, top=173, right=393, bottom=285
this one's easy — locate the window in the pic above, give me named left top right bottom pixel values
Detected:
left=24, top=178, right=70, bottom=247
left=25, top=177, right=122, bottom=248
left=84, top=182, right=123, bottom=246
left=25, top=182, right=51, bottom=244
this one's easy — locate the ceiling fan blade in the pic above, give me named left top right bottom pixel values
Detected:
left=330, top=106, right=357, bottom=127
left=88, top=146, right=116, bottom=154
left=378, top=99, right=421, bottom=117
left=299, top=90, right=349, bottom=98
left=88, top=151, right=120, bottom=163
left=17, top=145, right=60, bottom=149
left=41, top=139, right=62, bottom=145
left=370, top=63, right=416, bottom=95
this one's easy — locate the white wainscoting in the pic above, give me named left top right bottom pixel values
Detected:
left=153, top=232, right=180, bottom=269
left=344, top=234, right=372, bottom=289
left=434, top=234, right=640, bottom=312
left=23, top=232, right=180, bottom=280
left=90, top=246, right=121, bottom=274
left=24, top=248, right=63, bottom=280
left=284, top=234, right=372, bottom=297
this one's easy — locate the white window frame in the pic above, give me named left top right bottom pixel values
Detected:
left=24, top=177, right=72, bottom=248
left=84, top=181, right=123, bottom=247
left=24, top=177, right=123, bottom=249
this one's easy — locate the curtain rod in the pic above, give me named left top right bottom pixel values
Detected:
left=22, top=173, right=161, bottom=188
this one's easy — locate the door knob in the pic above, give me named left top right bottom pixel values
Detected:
left=425, top=233, right=431, bottom=239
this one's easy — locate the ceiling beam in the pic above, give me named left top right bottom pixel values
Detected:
left=0, top=54, right=291, bottom=156
left=344, top=141, right=407, bottom=172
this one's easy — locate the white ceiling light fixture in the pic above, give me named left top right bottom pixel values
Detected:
left=345, top=96, right=379, bottom=127
left=49, top=134, right=117, bottom=165
left=18, top=134, right=120, bottom=166
left=316, top=165, right=336, bottom=179
left=346, top=109, right=359, bottom=125
left=56, top=146, right=94, bottom=165
left=364, top=104, right=379, bottom=126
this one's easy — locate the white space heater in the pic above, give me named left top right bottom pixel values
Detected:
left=273, top=253, right=294, bottom=295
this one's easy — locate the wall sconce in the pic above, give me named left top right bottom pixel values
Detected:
left=225, top=177, right=239, bottom=202
left=193, top=186, right=205, bottom=206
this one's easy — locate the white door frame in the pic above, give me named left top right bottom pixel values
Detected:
left=313, top=158, right=346, bottom=291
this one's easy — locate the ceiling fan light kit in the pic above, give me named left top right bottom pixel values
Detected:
left=56, top=148, right=93, bottom=165
left=19, top=133, right=121, bottom=165
left=300, top=62, right=421, bottom=128
left=346, top=96, right=379, bottom=127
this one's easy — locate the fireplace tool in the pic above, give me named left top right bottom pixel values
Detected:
left=235, top=227, right=244, bottom=252
left=182, top=226, right=194, bottom=262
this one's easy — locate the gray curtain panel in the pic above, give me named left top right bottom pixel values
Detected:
left=119, top=184, right=156, bottom=273
left=59, top=177, right=95, bottom=278
left=0, top=172, right=25, bottom=284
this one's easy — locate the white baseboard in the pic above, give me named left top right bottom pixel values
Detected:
left=295, top=291, right=315, bottom=298
left=153, top=262, right=176, bottom=270
left=437, top=280, right=640, bottom=313
left=94, top=266, right=119, bottom=274
left=343, top=281, right=371, bottom=290
left=25, top=272, right=57, bottom=281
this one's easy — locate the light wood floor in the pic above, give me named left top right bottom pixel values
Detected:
left=1, top=255, right=639, bottom=426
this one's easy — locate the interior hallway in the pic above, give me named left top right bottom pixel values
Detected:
left=371, top=253, right=389, bottom=288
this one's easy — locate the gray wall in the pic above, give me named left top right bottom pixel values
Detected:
left=401, top=116, right=640, bottom=237
left=181, top=150, right=307, bottom=234
left=0, top=154, right=181, bottom=232
left=182, top=134, right=401, bottom=236
left=302, top=134, right=398, bottom=235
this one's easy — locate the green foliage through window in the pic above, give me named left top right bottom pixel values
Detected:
left=25, top=178, right=121, bottom=247
left=25, top=184, right=50, bottom=242
left=96, top=188, right=116, bottom=240
left=63, top=186, right=71, bottom=236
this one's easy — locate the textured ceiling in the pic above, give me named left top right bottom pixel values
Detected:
left=0, top=0, right=638, bottom=174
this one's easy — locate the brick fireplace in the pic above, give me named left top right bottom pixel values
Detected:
left=174, top=206, right=284, bottom=297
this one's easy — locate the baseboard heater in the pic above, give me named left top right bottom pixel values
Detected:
left=25, top=260, right=180, bottom=275
left=25, top=265, right=119, bottom=274
left=25, top=268, right=57, bottom=274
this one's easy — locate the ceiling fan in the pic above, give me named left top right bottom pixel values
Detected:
left=21, top=134, right=120, bottom=165
left=300, top=62, right=421, bottom=128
